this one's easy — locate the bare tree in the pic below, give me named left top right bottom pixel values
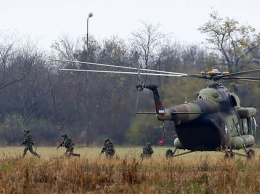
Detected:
left=198, top=11, right=260, bottom=72
left=51, top=34, right=81, bottom=61
left=0, top=37, right=28, bottom=90
left=130, top=21, right=167, bottom=69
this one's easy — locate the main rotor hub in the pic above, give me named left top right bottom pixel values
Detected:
left=196, top=69, right=231, bottom=81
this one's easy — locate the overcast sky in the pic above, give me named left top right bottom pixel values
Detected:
left=1, top=0, right=260, bottom=50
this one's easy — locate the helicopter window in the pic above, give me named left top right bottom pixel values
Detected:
left=247, top=118, right=252, bottom=135
left=252, top=117, right=257, bottom=130
left=247, top=117, right=257, bottom=136
left=252, top=117, right=257, bottom=137
left=225, top=125, right=228, bottom=134
left=237, top=124, right=241, bottom=134
left=229, top=94, right=237, bottom=107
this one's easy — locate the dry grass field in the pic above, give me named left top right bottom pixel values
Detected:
left=1, top=146, right=260, bottom=193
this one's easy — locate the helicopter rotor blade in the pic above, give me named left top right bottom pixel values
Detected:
left=52, top=58, right=186, bottom=76
left=222, top=76, right=260, bottom=82
left=217, top=69, right=260, bottom=80
left=187, top=72, right=260, bottom=81
left=223, top=69, right=260, bottom=77
left=58, top=68, right=187, bottom=77
left=54, top=58, right=260, bottom=82
left=224, top=78, right=260, bottom=82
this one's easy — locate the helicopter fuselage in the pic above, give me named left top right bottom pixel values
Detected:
left=172, top=101, right=231, bottom=151
left=146, top=83, right=257, bottom=151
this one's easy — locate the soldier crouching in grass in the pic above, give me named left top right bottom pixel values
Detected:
left=100, top=138, right=115, bottom=158
left=140, top=143, right=154, bottom=158
left=21, top=129, right=40, bottom=158
left=57, top=133, right=80, bottom=157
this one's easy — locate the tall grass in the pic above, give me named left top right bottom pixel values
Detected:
left=1, top=147, right=260, bottom=193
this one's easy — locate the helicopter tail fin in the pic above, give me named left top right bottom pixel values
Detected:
left=143, top=84, right=165, bottom=114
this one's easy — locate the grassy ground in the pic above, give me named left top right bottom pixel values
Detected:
left=1, top=146, right=260, bottom=193
left=0, top=146, right=242, bottom=159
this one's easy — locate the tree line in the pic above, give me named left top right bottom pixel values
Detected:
left=0, top=12, right=260, bottom=146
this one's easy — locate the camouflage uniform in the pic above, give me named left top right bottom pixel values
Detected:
left=101, top=138, right=115, bottom=157
left=166, top=149, right=174, bottom=158
left=59, top=134, right=80, bottom=157
left=21, top=129, right=40, bottom=158
left=141, top=143, right=154, bottom=158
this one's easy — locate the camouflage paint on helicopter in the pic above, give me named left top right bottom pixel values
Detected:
left=141, top=80, right=257, bottom=155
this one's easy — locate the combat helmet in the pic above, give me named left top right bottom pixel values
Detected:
left=62, top=133, right=68, bottom=138
left=146, top=143, right=151, bottom=147
left=24, top=129, right=30, bottom=133
left=104, top=138, right=110, bottom=142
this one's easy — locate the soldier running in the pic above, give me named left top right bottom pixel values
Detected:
left=140, top=143, right=154, bottom=158
left=57, top=134, right=80, bottom=157
left=21, top=129, right=40, bottom=158
left=100, top=138, right=115, bottom=158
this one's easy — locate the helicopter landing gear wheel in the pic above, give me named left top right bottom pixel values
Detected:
left=224, top=152, right=230, bottom=159
left=166, top=147, right=178, bottom=158
left=224, top=152, right=235, bottom=159
left=247, top=149, right=255, bottom=159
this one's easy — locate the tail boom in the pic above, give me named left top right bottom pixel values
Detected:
left=144, top=84, right=166, bottom=114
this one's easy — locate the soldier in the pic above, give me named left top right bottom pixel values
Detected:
left=21, top=129, right=40, bottom=158
left=57, top=133, right=80, bottom=157
left=100, top=138, right=115, bottom=157
left=141, top=143, right=154, bottom=158
left=166, top=149, right=174, bottom=158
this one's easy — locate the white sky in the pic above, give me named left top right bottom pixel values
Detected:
left=1, top=0, right=260, bottom=50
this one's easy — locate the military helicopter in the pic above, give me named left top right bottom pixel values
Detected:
left=53, top=59, right=260, bottom=159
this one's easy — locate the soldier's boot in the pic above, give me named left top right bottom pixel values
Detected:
left=35, top=153, right=41, bottom=158
left=32, top=151, right=40, bottom=158
left=22, top=149, right=28, bottom=158
left=71, top=153, right=80, bottom=157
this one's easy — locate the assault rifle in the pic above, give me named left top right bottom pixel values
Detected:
left=100, top=147, right=106, bottom=156
left=19, top=141, right=26, bottom=146
left=57, top=141, right=64, bottom=150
